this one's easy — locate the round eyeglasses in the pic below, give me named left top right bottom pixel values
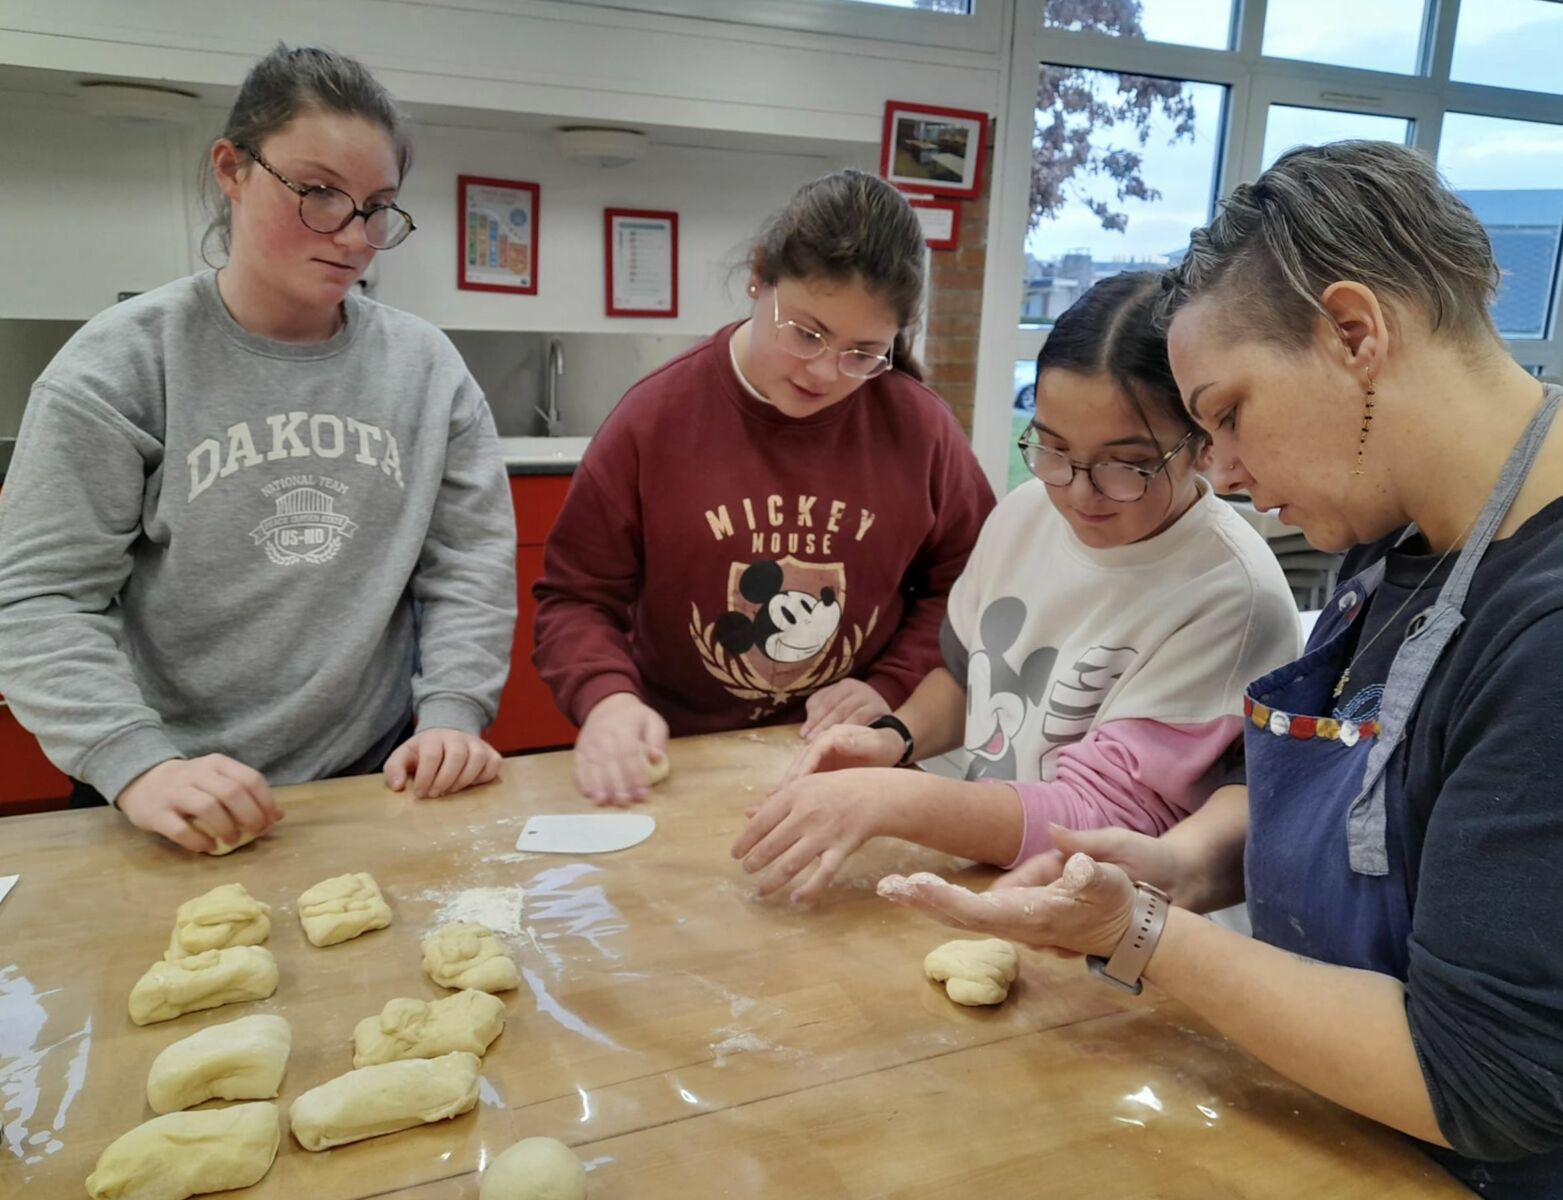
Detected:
left=238, top=144, right=416, bottom=251
left=770, top=290, right=894, bottom=380
left=1017, top=428, right=1196, bottom=502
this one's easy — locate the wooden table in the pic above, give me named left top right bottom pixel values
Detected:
left=2, top=727, right=1466, bottom=1198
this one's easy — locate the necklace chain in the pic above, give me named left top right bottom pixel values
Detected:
left=1331, top=508, right=1482, bottom=700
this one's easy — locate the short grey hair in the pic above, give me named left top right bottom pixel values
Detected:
left=1160, top=140, right=1500, bottom=349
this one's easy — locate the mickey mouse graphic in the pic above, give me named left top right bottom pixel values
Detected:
left=957, top=596, right=1055, bottom=781
left=713, top=560, right=842, bottom=665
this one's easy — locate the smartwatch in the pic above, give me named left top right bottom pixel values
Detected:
left=1086, top=881, right=1172, bottom=995
left=867, top=713, right=916, bottom=767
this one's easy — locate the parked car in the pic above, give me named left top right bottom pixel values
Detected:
left=1013, top=360, right=1036, bottom=415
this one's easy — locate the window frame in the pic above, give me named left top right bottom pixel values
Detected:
left=973, top=0, right=1563, bottom=493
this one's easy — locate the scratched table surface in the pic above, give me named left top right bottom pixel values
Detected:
left=1, top=726, right=1466, bottom=1198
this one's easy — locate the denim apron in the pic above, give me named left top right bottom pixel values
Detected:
left=1244, top=386, right=1563, bottom=1196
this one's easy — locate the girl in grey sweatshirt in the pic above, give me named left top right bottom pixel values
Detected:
left=0, top=46, right=515, bottom=850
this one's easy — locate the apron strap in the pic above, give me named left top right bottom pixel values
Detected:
left=1348, top=384, right=1563, bottom=875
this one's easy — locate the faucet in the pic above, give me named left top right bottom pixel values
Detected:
left=537, top=337, right=565, bottom=437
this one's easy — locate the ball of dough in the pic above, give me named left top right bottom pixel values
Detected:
left=923, top=938, right=1019, bottom=1006
left=289, top=1051, right=480, bottom=1152
left=165, top=883, right=271, bottom=961
left=193, top=823, right=262, bottom=855
left=352, top=989, right=507, bottom=1067
left=644, top=752, right=671, bottom=786
left=129, top=946, right=279, bottom=1026
left=147, top=1013, right=292, bottom=1114
left=422, top=923, right=520, bottom=993
left=480, top=1136, right=587, bottom=1200
left=297, top=872, right=392, bottom=947
left=85, top=1101, right=279, bottom=1200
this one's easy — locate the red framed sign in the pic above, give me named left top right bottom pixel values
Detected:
left=604, top=208, right=679, bottom=317
left=909, top=198, right=960, bottom=250
left=458, top=175, right=539, bottom=295
left=880, top=100, right=990, bottom=201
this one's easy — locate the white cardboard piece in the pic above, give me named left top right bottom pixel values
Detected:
left=0, top=875, right=18, bottom=910
left=517, top=813, right=655, bottom=855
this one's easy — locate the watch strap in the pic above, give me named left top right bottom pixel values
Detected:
left=867, top=713, right=915, bottom=767
left=1086, top=882, right=1171, bottom=995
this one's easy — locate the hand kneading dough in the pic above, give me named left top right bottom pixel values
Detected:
left=480, top=1136, right=588, bottom=1200
left=421, top=923, right=520, bottom=993
left=644, top=751, right=671, bottom=786
left=289, top=1050, right=480, bottom=1151
left=297, top=872, right=392, bottom=947
left=923, top=938, right=1019, bottom=1006
left=146, top=1014, right=292, bottom=1114
left=353, top=989, right=507, bottom=1067
left=129, top=946, right=279, bottom=1026
left=85, top=1101, right=279, bottom=1200
left=165, top=883, right=271, bottom=960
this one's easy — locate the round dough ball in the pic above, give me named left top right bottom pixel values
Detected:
left=644, top=751, right=671, bottom=786
left=480, top=1137, right=586, bottom=1200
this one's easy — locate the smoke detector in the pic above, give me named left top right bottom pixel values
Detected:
left=554, top=126, right=647, bottom=168
left=80, top=81, right=201, bottom=125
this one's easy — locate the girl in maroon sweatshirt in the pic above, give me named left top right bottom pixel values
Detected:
left=533, top=170, right=995, bottom=804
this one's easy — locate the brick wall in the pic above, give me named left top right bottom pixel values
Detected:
left=921, top=128, right=996, bottom=437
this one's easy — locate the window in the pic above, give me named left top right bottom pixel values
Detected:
left=1262, top=0, right=1429, bottom=75
left=1010, top=358, right=1037, bottom=492
left=1022, top=66, right=1227, bottom=327
left=840, top=0, right=971, bottom=8
left=1042, top=0, right=1236, bottom=51
left=1439, top=113, right=1563, bottom=339
left=1261, top=105, right=1413, bottom=170
left=1451, top=0, right=1563, bottom=97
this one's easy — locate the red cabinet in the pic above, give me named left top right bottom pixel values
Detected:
left=485, top=475, right=578, bottom=755
left=0, top=700, right=71, bottom=814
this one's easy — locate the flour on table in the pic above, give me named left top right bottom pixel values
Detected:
left=429, top=887, right=527, bottom=937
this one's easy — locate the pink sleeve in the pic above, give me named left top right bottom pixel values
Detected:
left=992, top=717, right=1242, bottom=869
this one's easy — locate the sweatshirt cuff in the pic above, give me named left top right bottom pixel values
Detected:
left=79, top=724, right=184, bottom=808
left=570, top=673, right=642, bottom=726
left=416, top=695, right=490, bottom=737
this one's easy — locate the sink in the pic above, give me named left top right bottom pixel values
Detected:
left=497, top=436, right=590, bottom=463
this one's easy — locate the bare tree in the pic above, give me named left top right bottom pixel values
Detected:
left=1034, top=1, right=1198, bottom=233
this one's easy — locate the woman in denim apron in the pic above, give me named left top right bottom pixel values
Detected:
left=882, top=141, right=1563, bottom=1197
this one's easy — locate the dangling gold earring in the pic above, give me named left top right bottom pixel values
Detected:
left=1353, top=377, right=1376, bottom=477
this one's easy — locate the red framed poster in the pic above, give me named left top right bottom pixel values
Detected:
left=604, top=208, right=679, bottom=317
left=879, top=100, right=990, bottom=201
left=909, top=197, right=960, bottom=250
left=458, top=175, right=539, bottom=295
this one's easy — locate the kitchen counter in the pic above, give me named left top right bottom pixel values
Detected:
left=498, top=435, right=588, bottom=475
left=3, top=726, right=1464, bottom=1199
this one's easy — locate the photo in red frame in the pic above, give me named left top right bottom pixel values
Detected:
left=605, top=208, right=679, bottom=318
left=880, top=100, right=990, bottom=200
left=908, top=198, right=960, bottom=250
left=457, top=175, right=538, bottom=295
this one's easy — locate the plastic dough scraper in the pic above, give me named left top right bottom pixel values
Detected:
left=517, top=813, right=655, bottom=854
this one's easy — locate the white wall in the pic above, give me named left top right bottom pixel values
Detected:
left=0, top=93, right=191, bottom=320
left=378, top=121, right=873, bottom=332
left=0, top=0, right=1002, bottom=146
left=0, top=89, right=874, bottom=330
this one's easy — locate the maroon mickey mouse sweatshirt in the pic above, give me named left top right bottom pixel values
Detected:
left=532, top=322, right=995, bottom=736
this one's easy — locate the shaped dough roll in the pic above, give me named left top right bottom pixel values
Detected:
left=84, top=1101, right=279, bottom=1200
left=352, top=989, right=507, bottom=1068
left=165, top=883, right=271, bottom=961
left=923, top=938, right=1019, bottom=1006
left=297, top=872, right=392, bottom=947
left=129, top=946, right=279, bottom=1026
left=421, top=923, right=520, bottom=993
left=289, top=1051, right=481, bottom=1151
left=146, top=1014, right=292, bottom=1114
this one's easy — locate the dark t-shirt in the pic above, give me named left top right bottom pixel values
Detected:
left=1325, top=496, right=1563, bottom=1191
